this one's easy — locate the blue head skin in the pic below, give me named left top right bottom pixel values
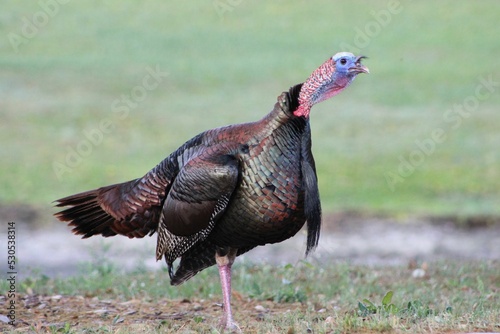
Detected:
left=295, top=52, right=369, bottom=117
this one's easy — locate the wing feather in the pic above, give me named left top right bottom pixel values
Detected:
left=155, top=152, right=240, bottom=278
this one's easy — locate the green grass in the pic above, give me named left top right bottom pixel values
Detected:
left=1, top=1, right=500, bottom=215
left=3, top=257, right=499, bottom=333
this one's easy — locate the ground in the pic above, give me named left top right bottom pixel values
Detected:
left=5, top=294, right=312, bottom=333
left=1, top=206, right=499, bottom=333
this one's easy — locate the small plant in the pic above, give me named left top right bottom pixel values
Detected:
left=274, top=285, right=307, bottom=303
left=401, top=299, right=435, bottom=318
left=358, top=290, right=398, bottom=316
left=357, top=290, right=437, bottom=318
left=48, top=322, right=72, bottom=334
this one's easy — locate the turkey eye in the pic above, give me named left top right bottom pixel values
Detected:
left=340, top=58, right=347, bottom=65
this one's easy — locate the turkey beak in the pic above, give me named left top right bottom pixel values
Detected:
left=349, top=56, right=370, bottom=74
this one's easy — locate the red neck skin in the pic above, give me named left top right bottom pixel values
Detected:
left=293, top=58, right=342, bottom=119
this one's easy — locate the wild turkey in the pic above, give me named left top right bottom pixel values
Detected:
left=54, top=52, right=368, bottom=330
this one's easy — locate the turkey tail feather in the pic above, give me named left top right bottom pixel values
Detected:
left=54, top=179, right=160, bottom=239
left=55, top=188, right=116, bottom=238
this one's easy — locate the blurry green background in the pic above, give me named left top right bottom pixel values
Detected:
left=1, top=0, right=499, bottom=218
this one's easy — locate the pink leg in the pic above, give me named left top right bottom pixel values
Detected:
left=216, top=248, right=240, bottom=332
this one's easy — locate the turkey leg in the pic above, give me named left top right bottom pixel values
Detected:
left=216, top=247, right=240, bottom=331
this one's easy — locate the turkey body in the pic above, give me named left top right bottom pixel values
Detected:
left=55, top=52, right=369, bottom=330
left=55, top=83, right=321, bottom=285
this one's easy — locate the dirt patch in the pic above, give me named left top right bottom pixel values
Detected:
left=1, top=293, right=308, bottom=333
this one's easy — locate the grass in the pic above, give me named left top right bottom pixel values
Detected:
left=1, top=1, right=500, bottom=216
left=2, top=257, right=499, bottom=333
